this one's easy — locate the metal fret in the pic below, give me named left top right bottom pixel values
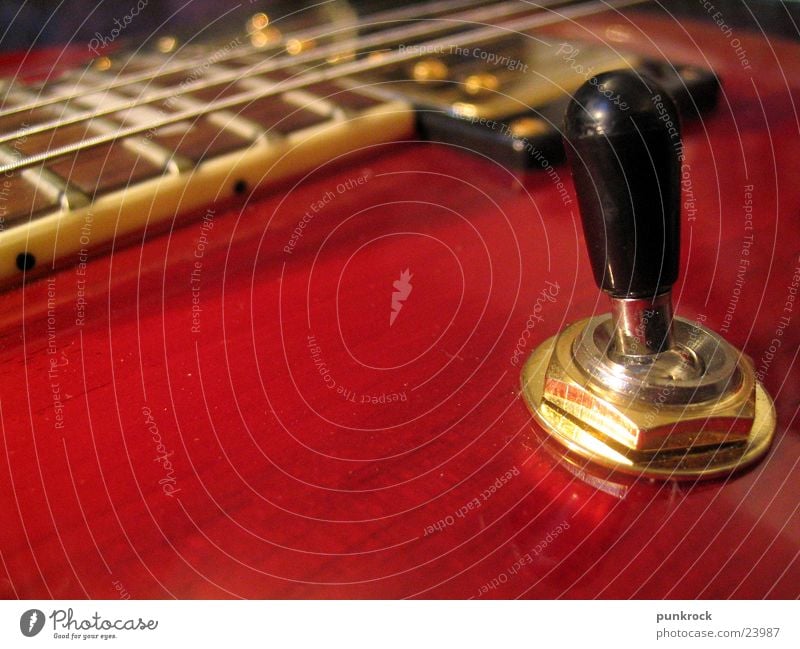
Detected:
left=66, top=91, right=196, bottom=175
left=299, top=81, right=388, bottom=117
left=6, top=86, right=174, bottom=195
left=0, top=94, right=92, bottom=210
left=236, top=74, right=336, bottom=122
left=0, top=147, right=65, bottom=228
left=146, top=87, right=266, bottom=143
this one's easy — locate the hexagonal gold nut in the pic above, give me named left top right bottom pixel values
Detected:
left=521, top=319, right=775, bottom=480
left=544, top=322, right=756, bottom=453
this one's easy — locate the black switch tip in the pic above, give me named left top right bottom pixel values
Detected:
left=564, top=70, right=682, bottom=299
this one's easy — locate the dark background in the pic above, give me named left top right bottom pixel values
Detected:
left=0, top=0, right=797, bottom=54
left=0, top=0, right=294, bottom=53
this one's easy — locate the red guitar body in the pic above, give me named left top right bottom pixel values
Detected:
left=1, top=13, right=799, bottom=599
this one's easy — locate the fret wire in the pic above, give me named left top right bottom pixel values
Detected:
left=0, top=0, right=644, bottom=177
left=0, top=0, right=537, bottom=149
left=0, top=0, right=498, bottom=119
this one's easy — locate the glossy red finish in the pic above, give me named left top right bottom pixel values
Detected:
left=1, top=13, right=799, bottom=599
left=0, top=46, right=104, bottom=83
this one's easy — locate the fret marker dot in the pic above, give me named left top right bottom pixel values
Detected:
left=234, top=180, right=248, bottom=195
left=16, top=252, right=35, bottom=272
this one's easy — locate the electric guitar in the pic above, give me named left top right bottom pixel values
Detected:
left=0, top=0, right=798, bottom=599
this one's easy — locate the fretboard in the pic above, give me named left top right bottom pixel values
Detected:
left=0, top=45, right=413, bottom=282
left=0, top=0, right=641, bottom=284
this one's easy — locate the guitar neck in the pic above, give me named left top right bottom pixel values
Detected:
left=0, top=46, right=413, bottom=282
left=0, top=0, right=640, bottom=285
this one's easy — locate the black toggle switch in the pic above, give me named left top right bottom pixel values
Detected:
left=564, top=70, right=681, bottom=301
left=519, top=69, right=776, bottom=481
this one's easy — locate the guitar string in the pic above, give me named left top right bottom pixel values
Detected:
left=0, top=0, right=643, bottom=176
left=0, top=0, right=499, bottom=119
left=0, top=0, right=631, bottom=172
left=0, top=0, right=541, bottom=147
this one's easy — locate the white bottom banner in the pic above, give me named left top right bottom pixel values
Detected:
left=0, top=600, right=797, bottom=648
